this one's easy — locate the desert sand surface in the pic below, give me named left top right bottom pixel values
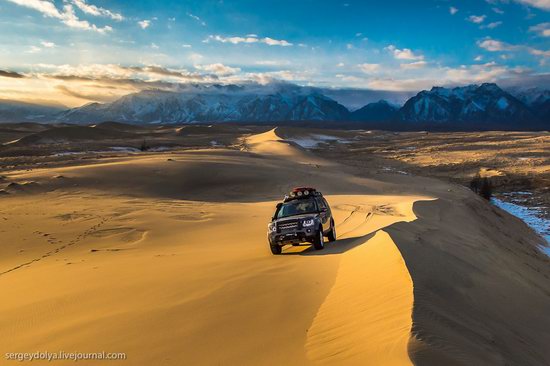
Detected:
left=1, top=127, right=550, bottom=365
left=303, top=129, right=550, bottom=219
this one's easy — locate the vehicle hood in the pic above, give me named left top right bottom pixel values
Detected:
left=273, top=213, right=319, bottom=223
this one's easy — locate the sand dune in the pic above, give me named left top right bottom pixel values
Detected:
left=1, top=127, right=549, bottom=365
left=14, top=126, right=136, bottom=146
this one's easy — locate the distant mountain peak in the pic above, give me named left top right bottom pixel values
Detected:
left=400, top=82, right=536, bottom=125
left=0, top=82, right=547, bottom=129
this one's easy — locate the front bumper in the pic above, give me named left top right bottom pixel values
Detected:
left=269, top=228, right=316, bottom=245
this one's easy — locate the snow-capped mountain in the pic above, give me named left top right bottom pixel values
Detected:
left=349, top=100, right=399, bottom=122
left=507, top=86, right=550, bottom=121
left=58, top=84, right=350, bottom=124
left=399, top=83, right=536, bottom=124
left=0, top=99, right=64, bottom=123
left=508, top=86, right=550, bottom=107
left=1, top=82, right=547, bottom=129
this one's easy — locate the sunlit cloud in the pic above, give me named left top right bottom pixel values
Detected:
left=71, top=0, right=123, bottom=21
left=529, top=22, right=550, bottom=37
left=477, top=38, right=517, bottom=51
left=478, top=37, right=549, bottom=57
left=255, top=60, right=291, bottom=66
left=205, top=34, right=292, bottom=47
left=40, top=41, right=55, bottom=48
left=26, top=45, right=42, bottom=53
left=400, top=61, right=427, bottom=69
left=194, top=63, right=241, bottom=76
left=0, top=70, right=25, bottom=78
left=5, top=0, right=112, bottom=33
left=357, top=63, right=380, bottom=73
left=138, top=19, right=150, bottom=29
left=385, top=45, right=424, bottom=60
left=513, top=0, right=550, bottom=10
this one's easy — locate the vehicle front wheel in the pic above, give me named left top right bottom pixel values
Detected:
left=270, top=243, right=282, bottom=255
left=327, top=221, right=336, bottom=242
left=313, top=228, right=324, bottom=250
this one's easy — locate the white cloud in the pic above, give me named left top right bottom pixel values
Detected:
left=151, top=43, right=159, bottom=49
left=481, top=21, right=503, bottom=29
left=40, top=41, right=55, bottom=48
left=346, top=43, right=354, bottom=50
left=181, top=44, right=192, bottom=48
left=467, top=15, right=487, bottom=23
left=477, top=38, right=516, bottom=51
left=255, top=60, right=290, bottom=66
left=138, top=20, right=150, bottom=29
left=450, top=6, right=458, bottom=15
left=205, top=34, right=293, bottom=47
left=529, top=22, right=550, bottom=37
left=6, top=0, right=60, bottom=18
left=385, top=45, right=424, bottom=60
left=336, top=62, right=345, bottom=67
left=26, top=45, right=41, bottom=53
left=6, top=0, right=112, bottom=33
left=195, top=63, right=241, bottom=76
left=363, top=62, right=528, bottom=91
left=400, top=61, right=427, bottom=69
left=263, top=37, right=292, bottom=46
left=474, top=55, right=483, bottom=61
left=478, top=37, right=550, bottom=58
left=358, top=63, right=380, bottom=73
left=529, top=48, right=550, bottom=57
left=188, top=53, right=204, bottom=63
left=71, top=0, right=123, bottom=21
left=187, top=12, right=206, bottom=26
left=513, top=0, right=550, bottom=10
left=492, top=7, right=504, bottom=14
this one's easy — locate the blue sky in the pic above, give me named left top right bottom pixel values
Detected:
left=0, top=0, right=548, bottom=106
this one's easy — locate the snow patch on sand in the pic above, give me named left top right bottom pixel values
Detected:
left=288, top=134, right=349, bottom=148
left=492, top=198, right=550, bottom=254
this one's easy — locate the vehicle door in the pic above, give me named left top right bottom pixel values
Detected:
left=315, top=197, right=330, bottom=232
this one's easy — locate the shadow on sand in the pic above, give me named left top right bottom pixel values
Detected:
left=280, top=231, right=377, bottom=256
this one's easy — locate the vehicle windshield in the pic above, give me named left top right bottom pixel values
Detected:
left=276, top=198, right=318, bottom=219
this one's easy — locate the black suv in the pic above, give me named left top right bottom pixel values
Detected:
left=268, top=187, right=336, bottom=255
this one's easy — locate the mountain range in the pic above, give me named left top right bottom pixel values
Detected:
left=0, top=83, right=548, bottom=130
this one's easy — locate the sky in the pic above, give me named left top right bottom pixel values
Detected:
left=0, top=0, right=549, bottom=107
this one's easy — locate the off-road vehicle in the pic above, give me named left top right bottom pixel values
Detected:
left=267, top=187, right=336, bottom=255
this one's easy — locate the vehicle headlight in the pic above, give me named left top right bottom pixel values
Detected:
left=268, top=223, right=277, bottom=233
left=302, top=219, right=315, bottom=227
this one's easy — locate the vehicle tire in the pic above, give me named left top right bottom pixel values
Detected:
left=327, top=220, right=336, bottom=242
left=270, top=243, right=282, bottom=255
left=313, top=228, right=324, bottom=250
left=267, top=239, right=283, bottom=255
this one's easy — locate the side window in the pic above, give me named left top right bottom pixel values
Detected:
left=321, top=198, right=331, bottom=214
left=315, top=197, right=326, bottom=210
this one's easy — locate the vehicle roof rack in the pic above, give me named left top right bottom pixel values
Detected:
left=283, top=187, right=322, bottom=202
